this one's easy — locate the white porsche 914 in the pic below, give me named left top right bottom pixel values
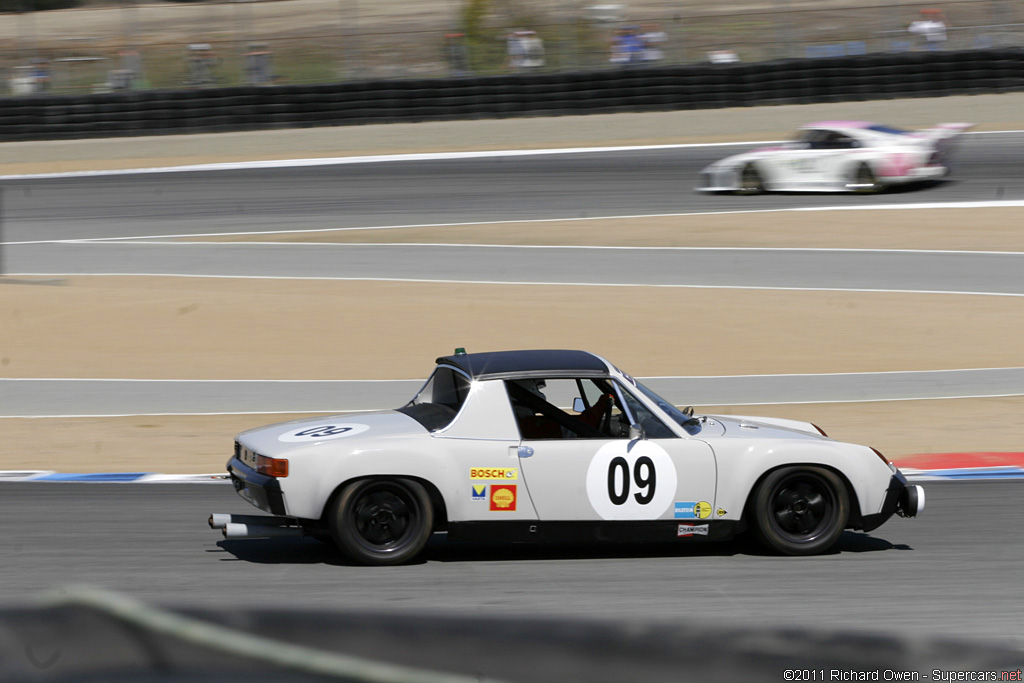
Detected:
left=210, top=349, right=923, bottom=565
left=696, top=120, right=972, bottom=194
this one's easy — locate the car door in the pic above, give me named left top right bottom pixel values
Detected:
left=510, top=377, right=717, bottom=521
left=777, top=130, right=849, bottom=188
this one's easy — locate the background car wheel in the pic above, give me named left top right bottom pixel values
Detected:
left=750, top=466, right=849, bottom=556
left=331, top=478, right=434, bottom=565
left=848, top=163, right=880, bottom=193
left=736, top=163, right=764, bottom=195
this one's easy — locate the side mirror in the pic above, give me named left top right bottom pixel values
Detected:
left=573, top=397, right=586, bottom=413
left=629, top=423, right=646, bottom=440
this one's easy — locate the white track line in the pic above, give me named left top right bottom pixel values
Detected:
left=6, top=272, right=1023, bottom=298
left=60, top=240, right=1024, bottom=257
left=8, top=200, right=1024, bottom=246
left=0, top=142, right=781, bottom=181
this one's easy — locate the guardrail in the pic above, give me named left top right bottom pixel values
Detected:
left=1, top=48, right=1022, bottom=142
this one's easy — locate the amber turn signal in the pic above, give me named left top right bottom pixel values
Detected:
left=256, top=455, right=289, bottom=478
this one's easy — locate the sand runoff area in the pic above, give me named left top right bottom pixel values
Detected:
left=2, top=93, right=1023, bottom=472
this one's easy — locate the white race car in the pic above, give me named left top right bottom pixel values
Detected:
left=697, top=121, right=972, bottom=193
left=211, top=349, right=923, bottom=565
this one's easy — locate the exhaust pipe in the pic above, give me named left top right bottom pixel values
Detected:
left=208, top=513, right=298, bottom=530
left=222, top=522, right=305, bottom=539
left=897, top=484, right=925, bottom=517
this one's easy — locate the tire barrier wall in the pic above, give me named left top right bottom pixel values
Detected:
left=2, top=48, right=1023, bottom=142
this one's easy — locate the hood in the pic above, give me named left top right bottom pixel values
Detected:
left=236, top=410, right=424, bottom=456
left=701, top=414, right=828, bottom=441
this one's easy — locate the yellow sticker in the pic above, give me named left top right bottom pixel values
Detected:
left=717, top=508, right=728, bottom=517
left=470, top=468, right=518, bottom=480
left=694, top=501, right=712, bottom=519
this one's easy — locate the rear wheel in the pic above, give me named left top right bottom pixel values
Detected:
left=331, top=478, right=434, bottom=565
left=848, top=163, right=880, bottom=193
left=750, top=466, right=849, bottom=556
left=736, top=163, right=765, bottom=195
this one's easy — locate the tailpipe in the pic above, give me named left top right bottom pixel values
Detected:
left=208, top=513, right=298, bottom=530
left=897, top=484, right=925, bottom=518
left=222, top=522, right=305, bottom=539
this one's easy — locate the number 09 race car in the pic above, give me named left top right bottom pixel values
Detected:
left=210, top=350, right=923, bottom=565
left=696, top=121, right=972, bottom=194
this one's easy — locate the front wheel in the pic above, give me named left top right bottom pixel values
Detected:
left=331, top=478, right=434, bottom=565
left=736, top=163, right=765, bottom=195
left=847, top=162, right=880, bottom=193
left=749, top=466, right=849, bottom=556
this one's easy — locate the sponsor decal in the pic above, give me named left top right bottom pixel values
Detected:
left=471, top=485, right=487, bottom=501
left=278, top=423, right=369, bottom=443
left=717, top=508, right=727, bottom=517
left=673, top=501, right=712, bottom=519
left=677, top=524, right=709, bottom=537
left=585, top=441, right=677, bottom=521
left=470, top=468, right=518, bottom=481
left=490, top=484, right=516, bottom=511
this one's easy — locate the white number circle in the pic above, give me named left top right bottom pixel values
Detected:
left=278, top=423, right=369, bottom=443
left=585, top=441, right=677, bottom=520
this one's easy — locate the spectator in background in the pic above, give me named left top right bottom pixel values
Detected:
left=908, top=8, right=948, bottom=50
left=610, top=26, right=645, bottom=65
left=445, top=33, right=469, bottom=76
left=244, top=43, right=274, bottom=85
left=506, top=30, right=545, bottom=71
left=708, top=49, right=739, bottom=64
left=639, top=23, right=667, bottom=62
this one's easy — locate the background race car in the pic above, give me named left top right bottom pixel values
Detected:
left=697, top=121, right=972, bottom=193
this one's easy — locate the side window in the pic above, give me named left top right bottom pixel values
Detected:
left=505, top=377, right=676, bottom=440
left=398, top=366, right=471, bottom=431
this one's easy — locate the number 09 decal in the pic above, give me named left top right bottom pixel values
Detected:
left=278, top=423, right=370, bottom=443
left=585, top=441, right=677, bottom=520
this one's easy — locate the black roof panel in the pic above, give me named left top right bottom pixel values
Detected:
left=435, top=349, right=610, bottom=380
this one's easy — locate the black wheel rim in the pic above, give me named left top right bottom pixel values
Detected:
left=850, top=165, right=876, bottom=192
left=351, top=483, right=419, bottom=551
left=740, top=166, right=761, bottom=192
left=768, top=473, right=837, bottom=543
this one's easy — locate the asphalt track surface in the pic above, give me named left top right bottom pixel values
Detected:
left=3, top=131, right=1024, bottom=243
left=0, top=480, right=1021, bottom=650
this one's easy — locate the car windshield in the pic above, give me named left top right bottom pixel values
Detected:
left=634, top=381, right=702, bottom=435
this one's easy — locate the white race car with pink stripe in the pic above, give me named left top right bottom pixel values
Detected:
left=697, top=121, right=972, bottom=194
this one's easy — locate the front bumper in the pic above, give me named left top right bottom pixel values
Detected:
left=226, top=457, right=288, bottom=516
left=859, top=470, right=924, bottom=532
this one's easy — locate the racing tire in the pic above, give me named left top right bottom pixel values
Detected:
left=848, top=163, right=880, bottom=193
left=736, top=163, right=765, bottom=195
left=331, top=478, right=434, bottom=566
left=749, top=466, right=849, bottom=556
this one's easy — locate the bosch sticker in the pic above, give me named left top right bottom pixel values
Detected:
left=585, top=441, right=677, bottom=521
left=278, top=423, right=369, bottom=443
left=677, top=524, right=709, bottom=537
left=470, top=468, right=518, bottom=480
